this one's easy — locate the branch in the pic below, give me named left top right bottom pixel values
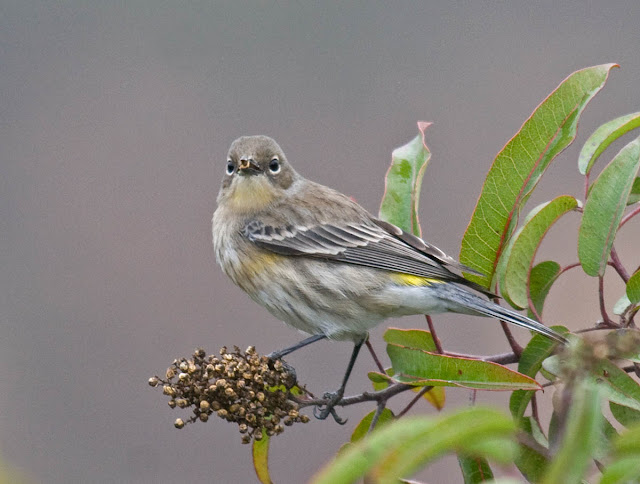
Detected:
left=610, top=245, right=631, bottom=283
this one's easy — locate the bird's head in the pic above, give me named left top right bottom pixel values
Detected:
left=217, top=135, right=299, bottom=212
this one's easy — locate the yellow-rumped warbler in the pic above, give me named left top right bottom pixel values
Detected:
left=212, top=135, right=566, bottom=421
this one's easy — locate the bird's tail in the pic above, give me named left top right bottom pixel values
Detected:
left=439, top=284, right=568, bottom=345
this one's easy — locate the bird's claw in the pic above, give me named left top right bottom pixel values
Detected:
left=313, top=391, right=347, bottom=424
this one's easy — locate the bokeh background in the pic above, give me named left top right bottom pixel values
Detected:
left=2, top=2, right=640, bottom=483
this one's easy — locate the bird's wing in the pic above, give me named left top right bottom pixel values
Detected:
left=243, top=219, right=489, bottom=292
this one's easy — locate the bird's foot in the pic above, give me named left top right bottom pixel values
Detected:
left=314, top=391, right=347, bottom=424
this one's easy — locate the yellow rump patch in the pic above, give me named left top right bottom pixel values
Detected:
left=390, top=273, right=443, bottom=286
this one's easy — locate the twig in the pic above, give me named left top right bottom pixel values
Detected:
left=492, top=297, right=523, bottom=356
left=598, top=275, right=617, bottom=327
left=296, top=382, right=413, bottom=409
left=610, top=245, right=631, bottom=283
left=531, top=394, right=541, bottom=429
left=620, top=204, right=640, bottom=228
left=425, top=315, right=443, bottom=353
left=367, top=400, right=387, bottom=433
left=365, top=339, right=386, bottom=373
left=397, top=386, right=434, bottom=418
left=500, top=320, right=523, bottom=356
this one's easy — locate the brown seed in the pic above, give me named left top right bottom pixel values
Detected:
left=148, top=377, right=159, bottom=387
left=174, top=418, right=185, bottom=429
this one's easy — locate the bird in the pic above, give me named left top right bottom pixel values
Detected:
left=212, top=135, right=567, bottom=422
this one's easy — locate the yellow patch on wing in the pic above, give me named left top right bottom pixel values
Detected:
left=390, top=273, right=444, bottom=286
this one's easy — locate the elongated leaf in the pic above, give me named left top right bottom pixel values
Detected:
left=579, top=111, right=640, bottom=175
left=383, top=328, right=446, bottom=408
left=527, top=261, right=561, bottom=319
left=596, top=359, right=640, bottom=412
left=310, top=407, right=516, bottom=484
left=542, top=379, right=602, bottom=484
left=627, top=269, right=640, bottom=304
left=628, top=177, right=640, bottom=204
left=579, top=136, right=640, bottom=276
left=610, top=401, right=640, bottom=428
left=461, top=64, right=617, bottom=288
left=384, top=328, right=437, bottom=352
left=252, top=430, right=272, bottom=484
left=615, top=421, right=640, bottom=455
left=350, top=408, right=395, bottom=442
left=502, top=196, right=578, bottom=309
left=600, top=456, right=640, bottom=484
left=379, top=121, right=432, bottom=236
left=387, top=344, right=540, bottom=390
left=458, top=455, right=494, bottom=483
left=515, top=417, right=549, bottom=482
left=510, top=326, right=569, bottom=421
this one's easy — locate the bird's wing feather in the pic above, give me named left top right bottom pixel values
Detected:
left=244, top=219, right=490, bottom=292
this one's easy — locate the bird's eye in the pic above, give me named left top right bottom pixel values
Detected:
left=226, top=161, right=235, bottom=175
left=268, top=159, right=280, bottom=173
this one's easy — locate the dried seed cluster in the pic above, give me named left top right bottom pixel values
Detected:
left=149, top=346, right=309, bottom=443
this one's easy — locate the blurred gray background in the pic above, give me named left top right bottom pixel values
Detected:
left=2, top=2, right=640, bottom=483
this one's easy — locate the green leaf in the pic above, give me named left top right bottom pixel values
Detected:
left=514, top=417, right=549, bottom=482
left=460, top=64, right=617, bottom=288
left=458, top=455, right=494, bottom=483
left=383, top=328, right=437, bottom=352
left=311, top=407, right=516, bottom=484
left=252, top=429, right=272, bottom=484
left=615, top=421, right=640, bottom=455
left=350, top=408, right=395, bottom=443
left=379, top=121, right=432, bottom=236
left=628, top=177, right=640, bottom=204
left=579, top=111, right=640, bottom=175
left=387, top=344, right=541, bottom=390
left=627, top=269, right=640, bottom=304
left=542, top=379, right=602, bottom=484
left=610, top=401, right=640, bottom=428
left=600, top=456, right=640, bottom=484
left=578, top=136, right=640, bottom=276
left=527, top=261, right=562, bottom=319
left=510, top=326, right=569, bottom=421
left=596, top=359, right=640, bottom=412
left=501, top=196, right=577, bottom=309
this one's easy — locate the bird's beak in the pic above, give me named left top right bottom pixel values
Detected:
left=238, top=159, right=262, bottom=176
